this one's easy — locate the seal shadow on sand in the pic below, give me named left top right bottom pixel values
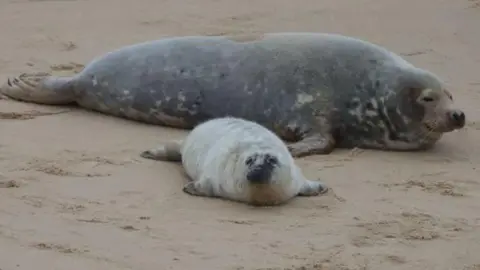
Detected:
left=159, top=159, right=346, bottom=208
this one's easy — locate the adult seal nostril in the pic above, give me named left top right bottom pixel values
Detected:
left=451, top=110, right=466, bottom=127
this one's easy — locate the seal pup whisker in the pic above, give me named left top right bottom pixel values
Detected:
left=141, top=117, right=329, bottom=206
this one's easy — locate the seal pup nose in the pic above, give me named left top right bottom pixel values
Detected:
left=245, top=154, right=278, bottom=184
left=448, top=110, right=466, bottom=128
left=246, top=168, right=272, bottom=184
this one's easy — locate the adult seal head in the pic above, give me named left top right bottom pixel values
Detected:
left=141, top=117, right=328, bottom=206
left=0, top=32, right=466, bottom=157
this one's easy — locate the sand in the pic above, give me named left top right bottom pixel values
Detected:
left=1, top=0, right=480, bottom=269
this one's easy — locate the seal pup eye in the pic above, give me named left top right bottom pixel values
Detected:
left=245, top=157, right=254, bottom=166
left=264, top=154, right=278, bottom=165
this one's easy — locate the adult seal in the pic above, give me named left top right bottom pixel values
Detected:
left=0, top=32, right=466, bottom=157
left=141, top=117, right=328, bottom=206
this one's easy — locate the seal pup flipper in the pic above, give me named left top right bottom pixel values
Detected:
left=288, top=133, right=336, bottom=157
left=140, top=140, right=183, bottom=162
left=182, top=176, right=215, bottom=197
left=1, top=72, right=76, bottom=105
left=297, top=179, right=329, bottom=196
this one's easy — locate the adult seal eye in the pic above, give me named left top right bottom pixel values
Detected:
left=245, top=157, right=254, bottom=166
left=422, top=97, right=435, bottom=102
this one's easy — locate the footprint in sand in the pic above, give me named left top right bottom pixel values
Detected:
left=0, top=179, right=21, bottom=188
left=31, top=242, right=89, bottom=254
left=349, top=211, right=472, bottom=247
left=0, top=110, right=71, bottom=120
left=0, top=173, right=22, bottom=188
left=380, top=171, right=473, bottom=197
left=50, top=62, right=85, bottom=75
left=11, top=149, right=137, bottom=178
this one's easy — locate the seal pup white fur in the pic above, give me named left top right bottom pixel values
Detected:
left=141, top=117, right=328, bottom=206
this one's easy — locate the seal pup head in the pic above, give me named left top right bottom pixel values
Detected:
left=234, top=145, right=296, bottom=206
left=244, top=152, right=280, bottom=184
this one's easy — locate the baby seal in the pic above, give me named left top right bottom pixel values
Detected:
left=141, top=117, right=328, bottom=206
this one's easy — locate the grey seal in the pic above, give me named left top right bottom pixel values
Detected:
left=0, top=32, right=466, bottom=157
left=141, top=116, right=328, bottom=206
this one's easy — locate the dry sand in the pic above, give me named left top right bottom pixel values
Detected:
left=1, top=0, right=480, bottom=269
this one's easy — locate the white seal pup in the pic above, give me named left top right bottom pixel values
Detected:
left=1, top=33, right=466, bottom=157
left=141, top=117, right=328, bottom=206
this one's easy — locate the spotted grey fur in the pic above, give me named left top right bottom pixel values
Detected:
left=0, top=32, right=466, bottom=157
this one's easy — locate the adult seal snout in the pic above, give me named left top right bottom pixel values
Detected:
left=0, top=32, right=466, bottom=157
left=447, top=110, right=465, bottom=130
left=141, top=117, right=328, bottom=206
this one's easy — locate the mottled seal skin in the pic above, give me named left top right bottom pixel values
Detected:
left=141, top=117, right=328, bottom=206
left=1, top=32, right=466, bottom=157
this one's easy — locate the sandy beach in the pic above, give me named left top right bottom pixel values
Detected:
left=1, top=0, right=480, bottom=269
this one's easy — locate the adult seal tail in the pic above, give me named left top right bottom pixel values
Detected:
left=1, top=32, right=466, bottom=157
left=141, top=117, right=328, bottom=206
